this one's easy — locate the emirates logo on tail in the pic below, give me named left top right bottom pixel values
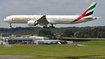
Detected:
left=71, top=2, right=97, bottom=23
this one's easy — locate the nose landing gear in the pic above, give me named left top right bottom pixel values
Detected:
left=10, top=23, right=12, bottom=27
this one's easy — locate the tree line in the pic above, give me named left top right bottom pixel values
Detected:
left=74, top=27, right=105, bottom=38
left=0, top=26, right=105, bottom=38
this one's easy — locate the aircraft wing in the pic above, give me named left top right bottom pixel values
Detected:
left=37, top=15, right=49, bottom=26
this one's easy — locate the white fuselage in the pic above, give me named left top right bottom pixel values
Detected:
left=4, top=15, right=95, bottom=25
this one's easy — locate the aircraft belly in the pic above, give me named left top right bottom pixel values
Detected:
left=47, top=17, right=76, bottom=24
left=58, top=19, right=73, bottom=24
left=55, top=18, right=75, bottom=24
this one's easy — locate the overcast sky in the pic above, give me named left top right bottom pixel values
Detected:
left=0, top=0, right=104, bottom=28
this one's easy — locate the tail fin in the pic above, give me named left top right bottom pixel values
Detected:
left=82, top=2, right=97, bottom=17
left=71, top=2, right=97, bottom=23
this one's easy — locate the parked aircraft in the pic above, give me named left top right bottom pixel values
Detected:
left=34, top=40, right=61, bottom=45
left=4, top=2, right=98, bottom=28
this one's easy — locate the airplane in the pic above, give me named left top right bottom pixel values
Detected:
left=4, top=2, right=98, bottom=28
left=34, top=40, right=61, bottom=45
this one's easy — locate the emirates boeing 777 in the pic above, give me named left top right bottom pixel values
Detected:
left=4, top=2, right=98, bottom=28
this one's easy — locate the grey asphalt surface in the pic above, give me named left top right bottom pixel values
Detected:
left=0, top=55, right=38, bottom=59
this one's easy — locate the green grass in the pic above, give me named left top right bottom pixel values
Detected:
left=78, top=41, right=105, bottom=46
left=0, top=44, right=105, bottom=59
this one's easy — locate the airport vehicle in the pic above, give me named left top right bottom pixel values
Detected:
left=4, top=2, right=97, bottom=28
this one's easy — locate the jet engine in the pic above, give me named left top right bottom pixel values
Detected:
left=27, top=20, right=38, bottom=26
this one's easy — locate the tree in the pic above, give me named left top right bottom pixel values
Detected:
left=38, top=29, right=52, bottom=38
left=63, top=30, right=74, bottom=37
left=74, top=31, right=82, bottom=38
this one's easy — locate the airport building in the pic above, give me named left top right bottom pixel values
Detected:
left=1, top=33, right=9, bottom=38
left=1, top=35, right=50, bottom=44
left=8, top=39, right=33, bottom=44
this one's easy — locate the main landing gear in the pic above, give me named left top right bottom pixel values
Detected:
left=43, top=24, right=55, bottom=29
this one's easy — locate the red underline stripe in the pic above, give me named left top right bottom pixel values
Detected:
left=71, top=9, right=89, bottom=23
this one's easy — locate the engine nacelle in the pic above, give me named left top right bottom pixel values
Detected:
left=27, top=20, right=38, bottom=26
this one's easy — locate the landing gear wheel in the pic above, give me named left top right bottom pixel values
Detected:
left=49, top=26, right=55, bottom=28
left=49, top=24, right=55, bottom=28
left=43, top=26, right=49, bottom=29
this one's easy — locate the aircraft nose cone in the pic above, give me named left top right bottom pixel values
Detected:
left=4, top=18, right=9, bottom=22
left=4, top=19, right=7, bottom=21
